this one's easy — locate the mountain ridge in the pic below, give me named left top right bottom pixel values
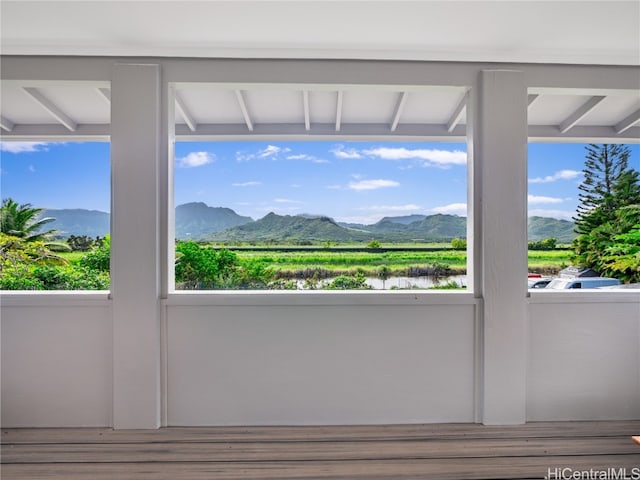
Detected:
left=39, top=204, right=577, bottom=243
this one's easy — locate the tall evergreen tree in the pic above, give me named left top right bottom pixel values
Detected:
left=574, top=144, right=640, bottom=234
left=573, top=144, right=640, bottom=280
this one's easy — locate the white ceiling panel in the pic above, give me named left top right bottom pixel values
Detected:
left=401, top=91, right=467, bottom=124
left=175, top=88, right=244, bottom=125
left=576, top=95, right=640, bottom=127
left=308, top=91, right=338, bottom=124
left=527, top=95, right=596, bottom=126
left=341, top=90, right=397, bottom=123
left=243, top=89, right=303, bottom=124
left=34, top=85, right=110, bottom=124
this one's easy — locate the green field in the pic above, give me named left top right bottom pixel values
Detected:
left=60, top=245, right=572, bottom=278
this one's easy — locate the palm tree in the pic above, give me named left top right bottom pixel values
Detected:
left=0, top=198, right=69, bottom=251
left=0, top=198, right=57, bottom=241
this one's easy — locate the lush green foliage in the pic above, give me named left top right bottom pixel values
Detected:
left=528, top=237, right=557, bottom=250
left=573, top=144, right=640, bottom=282
left=175, top=241, right=276, bottom=289
left=573, top=205, right=640, bottom=283
left=0, top=233, right=109, bottom=290
left=80, top=235, right=111, bottom=272
left=324, top=273, right=371, bottom=290
left=451, top=238, right=467, bottom=250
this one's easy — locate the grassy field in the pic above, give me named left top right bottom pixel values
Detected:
left=61, top=245, right=572, bottom=277
left=235, top=247, right=571, bottom=277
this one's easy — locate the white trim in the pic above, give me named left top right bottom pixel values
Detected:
left=390, top=91, right=408, bottom=132
left=22, top=87, right=78, bottom=131
left=0, top=292, right=111, bottom=307
left=615, top=108, right=640, bottom=134
left=302, top=90, right=310, bottom=131
left=164, top=291, right=477, bottom=307
left=0, top=115, right=15, bottom=131
left=446, top=91, right=467, bottom=133
left=558, top=95, right=606, bottom=134
left=174, top=91, right=197, bottom=132
left=335, top=90, right=343, bottom=131
left=234, top=89, right=253, bottom=131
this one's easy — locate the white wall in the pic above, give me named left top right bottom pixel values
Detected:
left=527, top=293, right=640, bottom=421
left=166, top=301, right=478, bottom=426
left=0, top=296, right=112, bottom=427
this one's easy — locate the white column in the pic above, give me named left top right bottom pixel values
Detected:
left=469, top=70, right=528, bottom=424
left=111, top=64, right=161, bottom=429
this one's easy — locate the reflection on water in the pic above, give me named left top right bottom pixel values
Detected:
left=366, top=275, right=467, bottom=290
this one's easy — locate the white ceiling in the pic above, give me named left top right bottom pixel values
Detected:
left=1, top=0, right=639, bottom=65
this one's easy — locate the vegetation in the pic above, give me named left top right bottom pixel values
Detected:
left=573, top=144, right=640, bottom=283
left=528, top=238, right=557, bottom=250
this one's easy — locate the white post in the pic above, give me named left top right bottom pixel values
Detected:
left=470, top=70, right=528, bottom=424
left=111, top=64, right=161, bottom=429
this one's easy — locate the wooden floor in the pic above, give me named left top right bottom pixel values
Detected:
left=2, top=421, right=640, bottom=479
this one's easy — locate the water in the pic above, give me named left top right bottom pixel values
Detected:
left=366, top=275, right=467, bottom=290
left=295, top=275, right=467, bottom=290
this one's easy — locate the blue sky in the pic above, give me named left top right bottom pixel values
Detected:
left=1, top=140, right=638, bottom=224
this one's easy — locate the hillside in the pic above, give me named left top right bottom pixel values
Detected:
left=39, top=203, right=577, bottom=243
left=175, top=202, right=253, bottom=239
left=212, top=212, right=372, bottom=242
left=528, top=216, right=576, bottom=243
left=43, top=209, right=110, bottom=238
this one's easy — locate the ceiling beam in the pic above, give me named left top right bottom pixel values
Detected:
left=0, top=115, right=15, bottom=132
left=558, top=95, right=606, bottom=133
left=446, top=92, right=468, bottom=133
left=0, top=123, right=109, bottom=140
left=174, top=91, right=197, bottom=132
left=390, top=92, right=408, bottom=132
left=22, top=87, right=77, bottom=131
left=96, top=87, right=111, bottom=104
left=335, top=91, right=343, bottom=132
left=614, top=108, right=640, bottom=134
left=527, top=94, right=539, bottom=107
left=234, top=89, right=253, bottom=131
left=302, top=90, right=310, bottom=131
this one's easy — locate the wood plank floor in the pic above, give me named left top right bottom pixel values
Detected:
left=2, top=421, right=640, bottom=479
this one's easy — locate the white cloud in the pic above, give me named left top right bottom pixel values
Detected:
left=259, top=145, right=290, bottom=158
left=432, top=203, right=467, bottom=215
left=232, top=181, right=261, bottom=187
left=348, top=179, right=400, bottom=191
left=528, top=194, right=564, bottom=205
left=28, top=165, right=35, bottom=173
left=529, top=169, right=581, bottom=184
left=529, top=209, right=575, bottom=221
left=363, top=147, right=467, bottom=167
left=176, top=151, right=215, bottom=168
left=274, top=198, right=303, bottom=204
left=327, top=185, right=343, bottom=190
left=286, top=153, right=329, bottom=164
left=0, top=141, right=53, bottom=153
left=331, top=145, right=363, bottom=159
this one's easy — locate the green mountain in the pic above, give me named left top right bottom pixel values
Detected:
left=528, top=216, right=576, bottom=243
left=42, top=209, right=110, bottom=238
left=175, top=202, right=253, bottom=239
left=212, top=212, right=372, bottom=242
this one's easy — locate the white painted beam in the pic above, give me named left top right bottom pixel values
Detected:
left=0, top=123, right=109, bottom=140
left=22, top=87, right=77, bottom=131
left=390, top=92, right=408, bottom=132
left=97, top=87, right=111, bottom=104
left=470, top=69, right=528, bottom=425
left=111, top=63, right=161, bottom=429
left=446, top=92, right=467, bottom=133
left=527, top=94, right=539, bottom=107
left=0, top=115, right=15, bottom=132
left=335, top=91, right=343, bottom=132
left=234, top=90, right=253, bottom=131
left=558, top=95, right=606, bottom=133
left=614, top=108, right=640, bottom=134
left=302, top=90, right=310, bottom=131
left=174, top=91, right=197, bottom=132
